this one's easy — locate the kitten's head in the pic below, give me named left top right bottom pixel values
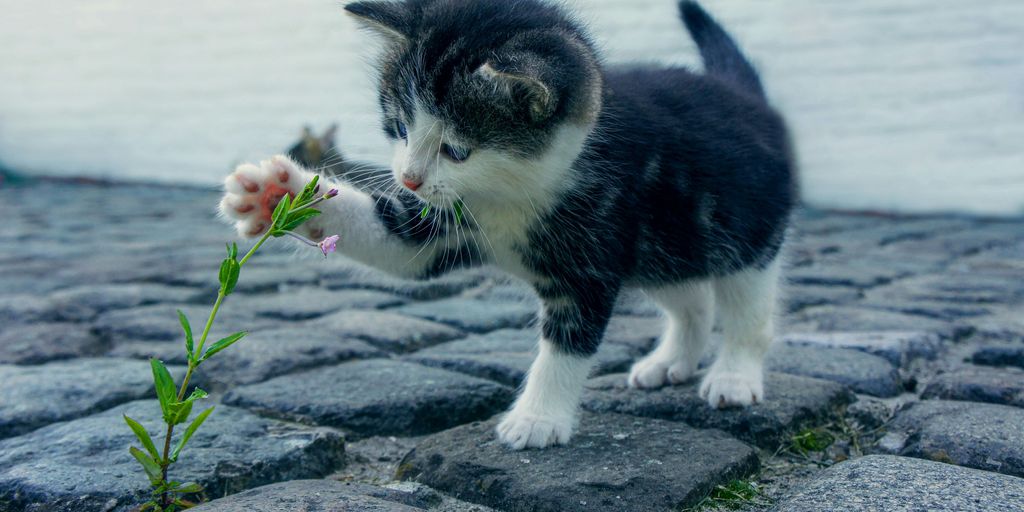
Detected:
left=345, top=0, right=602, bottom=207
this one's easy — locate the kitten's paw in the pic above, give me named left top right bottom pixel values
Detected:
left=628, top=353, right=696, bottom=389
left=219, top=155, right=306, bottom=237
left=496, top=410, right=574, bottom=450
left=699, top=364, right=764, bottom=408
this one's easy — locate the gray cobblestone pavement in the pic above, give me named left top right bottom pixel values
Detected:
left=1, top=181, right=1024, bottom=511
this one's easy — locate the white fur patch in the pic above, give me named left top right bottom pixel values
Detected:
left=699, top=258, right=781, bottom=408
left=629, top=280, right=713, bottom=388
left=497, top=339, right=592, bottom=450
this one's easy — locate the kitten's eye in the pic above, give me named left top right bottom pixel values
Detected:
left=394, top=120, right=408, bottom=141
left=441, top=143, right=471, bottom=163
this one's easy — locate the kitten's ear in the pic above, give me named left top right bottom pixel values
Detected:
left=344, top=2, right=410, bottom=43
left=476, top=59, right=557, bottom=123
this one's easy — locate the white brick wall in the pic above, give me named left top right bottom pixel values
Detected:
left=1, top=0, right=1022, bottom=214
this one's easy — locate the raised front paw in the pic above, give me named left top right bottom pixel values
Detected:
left=219, top=155, right=307, bottom=237
left=496, top=409, right=574, bottom=450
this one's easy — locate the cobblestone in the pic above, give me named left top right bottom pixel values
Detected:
left=307, top=310, right=465, bottom=353
left=397, top=413, right=758, bottom=512
left=582, top=372, right=854, bottom=448
left=0, top=400, right=345, bottom=512
left=766, top=344, right=903, bottom=397
left=0, top=358, right=181, bottom=439
left=393, top=297, right=536, bottom=333
left=223, top=359, right=514, bottom=438
left=921, top=366, right=1024, bottom=408
left=2, top=181, right=1024, bottom=511
left=774, top=455, right=1024, bottom=512
left=406, top=328, right=638, bottom=387
left=0, top=323, right=104, bottom=364
left=887, top=400, right=1024, bottom=477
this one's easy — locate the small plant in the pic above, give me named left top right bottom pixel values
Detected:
left=123, top=177, right=338, bottom=511
left=789, top=427, right=835, bottom=457
left=685, top=479, right=768, bottom=511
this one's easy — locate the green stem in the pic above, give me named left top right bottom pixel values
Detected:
left=158, top=229, right=273, bottom=508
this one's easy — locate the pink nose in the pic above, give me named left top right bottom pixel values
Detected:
left=402, top=177, right=422, bottom=191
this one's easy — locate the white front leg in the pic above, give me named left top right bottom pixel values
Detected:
left=496, top=339, right=593, bottom=450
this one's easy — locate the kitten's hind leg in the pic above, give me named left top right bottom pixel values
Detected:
left=701, top=258, right=781, bottom=408
left=628, top=281, right=713, bottom=388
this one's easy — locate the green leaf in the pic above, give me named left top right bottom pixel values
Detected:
left=175, top=482, right=203, bottom=494
left=420, top=204, right=431, bottom=219
left=130, top=446, right=163, bottom=485
left=280, top=208, right=321, bottom=232
left=229, top=242, right=238, bottom=260
left=296, top=175, right=320, bottom=206
left=139, top=501, right=158, bottom=511
left=171, top=399, right=193, bottom=426
left=453, top=200, right=464, bottom=224
left=198, top=331, right=247, bottom=363
left=218, top=258, right=230, bottom=287
left=271, top=193, right=292, bottom=228
left=123, top=415, right=160, bottom=460
left=177, top=310, right=194, bottom=363
left=218, top=258, right=240, bottom=295
left=150, top=359, right=177, bottom=423
left=169, top=388, right=208, bottom=425
left=171, top=406, right=214, bottom=462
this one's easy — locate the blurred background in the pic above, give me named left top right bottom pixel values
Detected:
left=0, top=0, right=1022, bottom=214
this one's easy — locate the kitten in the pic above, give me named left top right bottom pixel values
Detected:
left=220, top=0, right=796, bottom=450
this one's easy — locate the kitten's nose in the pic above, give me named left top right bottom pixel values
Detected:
left=402, top=174, right=423, bottom=191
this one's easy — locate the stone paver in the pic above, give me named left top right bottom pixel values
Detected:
left=192, top=480, right=422, bottom=512
left=3, top=180, right=1024, bottom=511
left=228, top=287, right=406, bottom=321
left=766, top=344, right=903, bottom=397
left=393, top=297, right=536, bottom=333
left=886, top=400, right=1024, bottom=477
left=0, top=322, right=104, bottom=364
left=0, top=358, right=181, bottom=439
left=406, top=328, right=637, bottom=387
left=46, top=283, right=203, bottom=322
left=0, top=400, right=345, bottom=512
left=781, top=330, right=948, bottom=367
left=397, top=413, right=759, bottom=512
left=307, top=310, right=465, bottom=353
left=223, top=359, right=514, bottom=438
left=921, top=366, right=1024, bottom=408
left=787, top=306, right=965, bottom=338
left=582, top=372, right=854, bottom=447
left=972, top=344, right=1024, bottom=369
left=322, top=267, right=492, bottom=301
left=93, top=303, right=269, bottom=343
left=774, top=455, right=1024, bottom=512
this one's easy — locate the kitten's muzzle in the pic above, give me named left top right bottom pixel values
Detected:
left=401, top=173, right=423, bottom=191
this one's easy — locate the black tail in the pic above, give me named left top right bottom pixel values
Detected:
left=679, top=1, right=765, bottom=99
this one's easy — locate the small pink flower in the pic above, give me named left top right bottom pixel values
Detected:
left=318, top=235, right=340, bottom=257
left=324, top=188, right=339, bottom=199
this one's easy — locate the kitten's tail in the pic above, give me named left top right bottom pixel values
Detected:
left=679, top=1, right=765, bottom=99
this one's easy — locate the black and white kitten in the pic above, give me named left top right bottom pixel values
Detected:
left=220, top=0, right=796, bottom=450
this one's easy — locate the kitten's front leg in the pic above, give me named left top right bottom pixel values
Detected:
left=497, top=288, right=616, bottom=449
left=219, top=155, right=455, bottom=278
